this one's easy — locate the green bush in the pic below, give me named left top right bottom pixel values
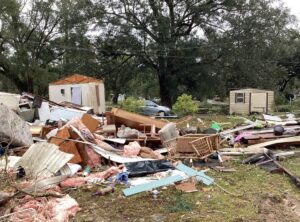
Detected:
left=275, top=93, right=287, bottom=106
left=172, top=94, right=199, bottom=116
left=120, top=96, right=144, bottom=113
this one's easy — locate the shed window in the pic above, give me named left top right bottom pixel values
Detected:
left=235, top=93, right=245, bottom=103
left=61, top=89, right=65, bottom=95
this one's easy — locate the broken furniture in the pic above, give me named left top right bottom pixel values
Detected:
left=175, top=134, right=220, bottom=157
left=110, top=108, right=167, bottom=131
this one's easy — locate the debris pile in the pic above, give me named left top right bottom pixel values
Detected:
left=1, top=92, right=300, bottom=221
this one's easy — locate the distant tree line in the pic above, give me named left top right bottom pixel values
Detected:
left=0, top=0, right=300, bottom=105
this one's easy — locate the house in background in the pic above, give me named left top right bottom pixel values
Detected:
left=229, top=88, right=274, bottom=115
left=49, top=74, right=105, bottom=114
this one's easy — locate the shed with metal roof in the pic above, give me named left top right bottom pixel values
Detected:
left=49, top=74, right=105, bottom=114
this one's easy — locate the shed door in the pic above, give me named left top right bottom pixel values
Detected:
left=71, top=87, right=82, bottom=105
left=250, top=93, right=268, bottom=113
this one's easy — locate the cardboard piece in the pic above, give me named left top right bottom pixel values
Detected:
left=175, top=181, right=198, bottom=193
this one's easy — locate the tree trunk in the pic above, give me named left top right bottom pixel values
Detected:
left=158, top=73, right=172, bottom=107
left=112, top=91, right=119, bottom=104
left=157, top=55, right=174, bottom=107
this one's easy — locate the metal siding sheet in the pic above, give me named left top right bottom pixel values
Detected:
left=16, top=142, right=74, bottom=178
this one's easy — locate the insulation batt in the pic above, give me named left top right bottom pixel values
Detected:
left=123, top=141, right=141, bottom=158
left=60, top=166, right=123, bottom=187
left=10, top=195, right=80, bottom=222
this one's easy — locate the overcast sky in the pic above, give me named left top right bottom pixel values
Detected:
left=283, top=0, right=300, bottom=21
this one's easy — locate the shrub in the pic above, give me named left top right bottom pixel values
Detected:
left=172, top=94, right=199, bottom=116
left=120, top=96, right=144, bottom=113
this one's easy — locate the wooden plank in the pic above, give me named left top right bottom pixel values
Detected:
left=221, top=124, right=255, bottom=136
left=123, top=175, right=183, bottom=196
left=247, top=136, right=300, bottom=149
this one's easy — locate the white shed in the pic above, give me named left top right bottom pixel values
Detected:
left=229, top=88, right=274, bottom=115
left=49, top=74, right=105, bottom=114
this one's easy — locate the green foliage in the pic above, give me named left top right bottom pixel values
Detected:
left=172, top=94, right=199, bottom=116
left=120, top=97, right=144, bottom=113
left=275, top=93, right=288, bottom=106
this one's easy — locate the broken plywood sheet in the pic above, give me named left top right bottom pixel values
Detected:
left=16, top=142, right=73, bottom=178
left=58, top=141, right=82, bottom=164
left=0, top=104, right=33, bottom=146
left=49, top=128, right=82, bottom=164
left=81, top=114, right=99, bottom=132
left=111, top=108, right=167, bottom=131
left=247, top=136, right=300, bottom=149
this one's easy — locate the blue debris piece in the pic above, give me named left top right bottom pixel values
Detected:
left=175, top=163, right=214, bottom=186
left=123, top=175, right=183, bottom=197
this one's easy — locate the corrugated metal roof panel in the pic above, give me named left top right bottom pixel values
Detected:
left=16, top=142, right=74, bottom=178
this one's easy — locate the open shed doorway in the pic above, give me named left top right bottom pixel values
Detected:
left=71, top=87, right=82, bottom=105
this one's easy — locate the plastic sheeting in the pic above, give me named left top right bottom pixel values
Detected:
left=125, top=160, right=174, bottom=177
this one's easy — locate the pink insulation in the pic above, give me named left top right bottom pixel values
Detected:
left=10, top=195, right=80, bottom=222
left=123, top=141, right=141, bottom=158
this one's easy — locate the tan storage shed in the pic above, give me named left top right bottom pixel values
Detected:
left=229, top=88, right=274, bottom=115
left=49, top=74, right=105, bottom=114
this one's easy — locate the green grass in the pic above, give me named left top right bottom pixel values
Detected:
left=70, top=156, right=300, bottom=222
left=69, top=114, right=300, bottom=221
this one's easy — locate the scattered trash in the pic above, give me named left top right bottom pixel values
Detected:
left=2, top=88, right=300, bottom=221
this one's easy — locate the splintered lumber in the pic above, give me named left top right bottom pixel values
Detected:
left=247, top=136, right=300, bottom=149
left=111, top=108, right=167, bottom=130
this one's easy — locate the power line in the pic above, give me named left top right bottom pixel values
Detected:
left=1, top=36, right=300, bottom=64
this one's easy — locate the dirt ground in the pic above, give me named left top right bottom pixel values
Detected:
left=69, top=155, right=300, bottom=222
